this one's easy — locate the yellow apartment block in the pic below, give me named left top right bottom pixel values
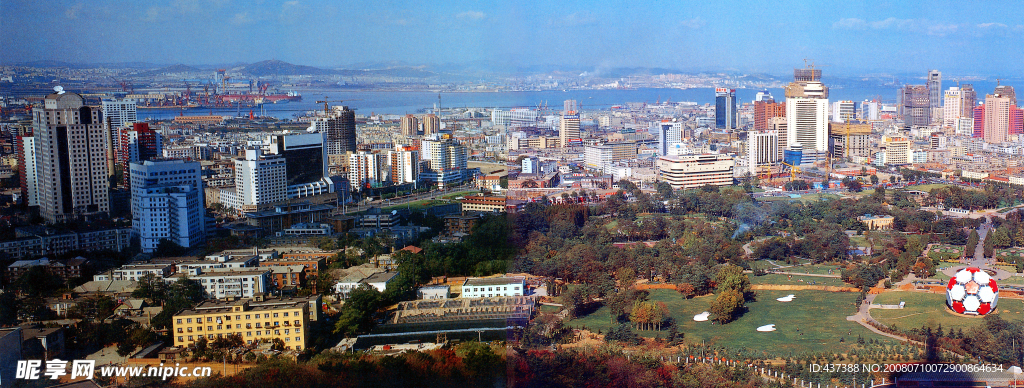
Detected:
left=172, top=299, right=309, bottom=351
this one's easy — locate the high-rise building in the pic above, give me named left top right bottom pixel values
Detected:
left=715, top=88, right=737, bottom=129
left=899, top=85, right=931, bottom=127
left=584, top=142, right=637, bottom=173
left=927, top=70, right=942, bottom=123
left=491, top=108, right=537, bottom=128
left=830, top=101, right=857, bottom=123
left=754, top=100, right=785, bottom=131
left=973, top=105, right=985, bottom=139
left=770, top=117, right=788, bottom=160
left=784, top=68, right=829, bottom=153
left=657, top=120, right=682, bottom=156
left=860, top=100, right=881, bottom=121
left=559, top=112, right=581, bottom=148
left=521, top=156, right=540, bottom=174
left=422, top=114, right=441, bottom=136
left=388, top=146, right=420, bottom=184
left=118, top=123, right=163, bottom=186
left=101, top=98, right=138, bottom=129
left=658, top=154, right=735, bottom=190
left=400, top=114, right=418, bottom=136
left=232, top=148, right=287, bottom=212
left=981, top=86, right=1017, bottom=144
left=33, top=90, right=110, bottom=223
left=563, top=99, right=579, bottom=114
left=943, top=87, right=963, bottom=130
left=754, top=90, right=774, bottom=102
left=420, top=134, right=468, bottom=188
left=348, top=151, right=386, bottom=189
left=882, top=135, right=911, bottom=165
left=18, top=135, right=39, bottom=207
left=961, top=84, right=977, bottom=118
left=322, top=106, right=356, bottom=155
left=266, top=132, right=333, bottom=199
left=747, top=131, right=779, bottom=176
left=129, top=159, right=205, bottom=252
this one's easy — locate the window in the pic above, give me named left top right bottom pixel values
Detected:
left=295, top=328, right=301, bottom=334
left=284, top=337, right=290, bottom=341
left=187, top=318, right=192, bottom=323
left=188, top=336, right=194, bottom=341
left=197, top=326, right=202, bottom=331
left=236, top=324, right=241, bottom=329
left=207, top=326, right=212, bottom=331
left=275, top=330, right=280, bottom=335
left=178, top=336, right=183, bottom=342
left=245, top=315, right=251, bottom=319
left=283, top=312, right=289, bottom=317
left=294, top=320, right=300, bottom=326
left=176, top=319, right=182, bottom=324
left=295, top=337, right=300, bottom=342
left=273, top=313, right=279, bottom=318
left=246, top=332, right=251, bottom=337
left=177, top=328, right=183, bottom=333
left=284, top=329, right=290, bottom=334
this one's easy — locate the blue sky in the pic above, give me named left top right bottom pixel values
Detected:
left=2, top=0, right=1023, bottom=75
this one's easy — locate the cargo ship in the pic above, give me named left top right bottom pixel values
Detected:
left=217, top=91, right=301, bottom=104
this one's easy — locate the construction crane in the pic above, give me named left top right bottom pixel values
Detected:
left=314, top=99, right=361, bottom=116
left=780, top=161, right=802, bottom=182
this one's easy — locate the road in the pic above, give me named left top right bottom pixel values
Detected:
left=335, top=184, right=475, bottom=215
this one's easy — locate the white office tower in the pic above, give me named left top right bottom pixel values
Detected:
left=927, top=70, right=942, bottom=123
left=657, top=121, right=683, bottom=156
left=101, top=98, right=138, bottom=128
left=33, top=90, right=110, bottom=223
left=234, top=148, right=287, bottom=211
left=265, top=132, right=334, bottom=198
left=521, top=156, right=540, bottom=174
left=747, top=131, right=779, bottom=176
left=943, top=87, right=962, bottom=129
left=129, top=159, right=205, bottom=253
left=387, top=147, right=420, bottom=184
left=559, top=112, right=581, bottom=148
left=348, top=151, right=386, bottom=189
left=420, top=134, right=468, bottom=188
left=860, top=100, right=880, bottom=120
left=21, top=136, right=39, bottom=207
left=785, top=74, right=829, bottom=153
left=491, top=108, right=537, bottom=128
left=831, top=101, right=856, bottom=122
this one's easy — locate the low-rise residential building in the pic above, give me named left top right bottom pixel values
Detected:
left=460, top=277, right=526, bottom=298
left=0, top=228, right=133, bottom=261
left=5, top=257, right=88, bottom=285
left=859, top=214, right=895, bottom=230
left=364, top=272, right=399, bottom=293
left=418, top=285, right=450, bottom=300
left=172, top=298, right=309, bottom=351
left=94, top=262, right=175, bottom=282
left=459, top=195, right=507, bottom=212
left=266, top=265, right=307, bottom=291
left=184, top=268, right=272, bottom=299
left=658, top=154, right=735, bottom=190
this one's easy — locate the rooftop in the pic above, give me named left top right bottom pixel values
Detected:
left=464, top=277, right=525, bottom=287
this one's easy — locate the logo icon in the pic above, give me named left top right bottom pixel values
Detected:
left=946, top=267, right=999, bottom=315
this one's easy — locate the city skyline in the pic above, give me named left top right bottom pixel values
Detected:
left=4, top=1, right=1024, bottom=76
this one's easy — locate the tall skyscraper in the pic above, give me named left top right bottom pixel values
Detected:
left=387, top=146, right=420, bottom=184
left=348, top=151, right=386, bottom=189
left=747, top=130, right=779, bottom=176
left=899, top=85, right=931, bottom=127
left=943, top=87, right=963, bottom=129
left=961, top=84, right=977, bottom=118
left=129, top=159, right=204, bottom=252
left=657, top=120, right=682, bottom=156
left=860, top=100, right=881, bottom=120
left=784, top=68, right=829, bottom=154
left=715, top=88, right=737, bottom=129
left=18, top=135, right=39, bottom=207
left=118, top=123, right=163, bottom=186
left=981, top=86, right=1017, bottom=144
left=563, top=99, right=579, bottom=114
left=232, top=148, right=287, bottom=212
left=420, top=134, right=468, bottom=188
left=927, top=70, right=942, bottom=123
left=101, top=98, right=138, bottom=129
left=422, top=114, right=440, bottom=136
left=559, top=112, right=581, bottom=148
left=830, top=101, right=857, bottom=122
left=33, top=90, right=110, bottom=223
left=400, top=114, right=418, bottom=136
left=323, top=106, right=356, bottom=155
left=754, top=100, right=785, bottom=131
left=266, top=132, right=334, bottom=199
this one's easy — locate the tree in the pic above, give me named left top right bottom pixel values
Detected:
left=562, top=286, right=588, bottom=319
left=967, top=229, right=980, bottom=255
left=605, top=323, right=641, bottom=345
left=983, top=231, right=995, bottom=258
left=334, top=285, right=382, bottom=336
left=0, top=292, right=20, bottom=326
left=870, top=175, right=879, bottom=185
left=656, top=181, right=674, bottom=199
left=710, top=288, right=744, bottom=324
left=714, top=264, right=752, bottom=300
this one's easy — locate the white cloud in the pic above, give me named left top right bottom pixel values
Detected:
left=833, top=17, right=1019, bottom=37
left=457, top=11, right=485, bottom=20
left=231, top=12, right=254, bottom=25
left=65, top=4, right=83, bottom=19
left=679, top=17, right=706, bottom=29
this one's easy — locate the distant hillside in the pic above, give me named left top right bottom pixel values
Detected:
left=134, top=64, right=202, bottom=77
left=239, top=60, right=333, bottom=76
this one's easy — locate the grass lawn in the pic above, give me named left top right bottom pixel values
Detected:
left=440, top=190, right=479, bottom=200
left=383, top=199, right=450, bottom=212
left=849, top=235, right=869, bottom=248
left=905, top=184, right=952, bottom=192
left=870, top=291, right=1024, bottom=332
left=570, top=289, right=890, bottom=354
left=782, top=263, right=845, bottom=276
left=749, top=274, right=849, bottom=287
